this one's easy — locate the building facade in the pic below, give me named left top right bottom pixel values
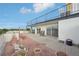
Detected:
left=30, top=3, right=79, bottom=45
left=32, top=20, right=58, bottom=37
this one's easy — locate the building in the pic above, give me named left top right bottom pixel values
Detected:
left=30, top=3, right=79, bottom=45
left=32, top=20, right=58, bottom=37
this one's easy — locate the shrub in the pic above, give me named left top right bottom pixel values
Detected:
left=0, top=29, right=8, bottom=35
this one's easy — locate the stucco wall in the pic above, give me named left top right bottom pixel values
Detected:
left=59, top=17, right=79, bottom=45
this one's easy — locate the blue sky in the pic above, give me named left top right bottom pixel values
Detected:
left=0, top=3, right=65, bottom=29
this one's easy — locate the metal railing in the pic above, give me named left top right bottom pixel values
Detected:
left=27, top=3, right=79, bottom=27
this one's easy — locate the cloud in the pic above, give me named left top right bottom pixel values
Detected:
left=33, top=3, right=55, bottom=13
left=19, top=3, right=55, bottom=14
left=19, top=7, right=32, bottom=14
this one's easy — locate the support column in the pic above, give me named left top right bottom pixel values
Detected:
left=35, top=28, right=37, bottom=34
left=45, top=29, right=47, bottom=36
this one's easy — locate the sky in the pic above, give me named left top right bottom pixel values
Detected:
left=0, top=3, right=65, bottom=29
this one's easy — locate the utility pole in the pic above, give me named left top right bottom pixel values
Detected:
left=26, top=23, right=28, bottom=31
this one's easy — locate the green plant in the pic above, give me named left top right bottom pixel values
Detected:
left=0, top=29, right=8, bottom=35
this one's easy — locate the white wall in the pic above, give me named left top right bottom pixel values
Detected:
left=59, top=17, right=79, bottom=45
